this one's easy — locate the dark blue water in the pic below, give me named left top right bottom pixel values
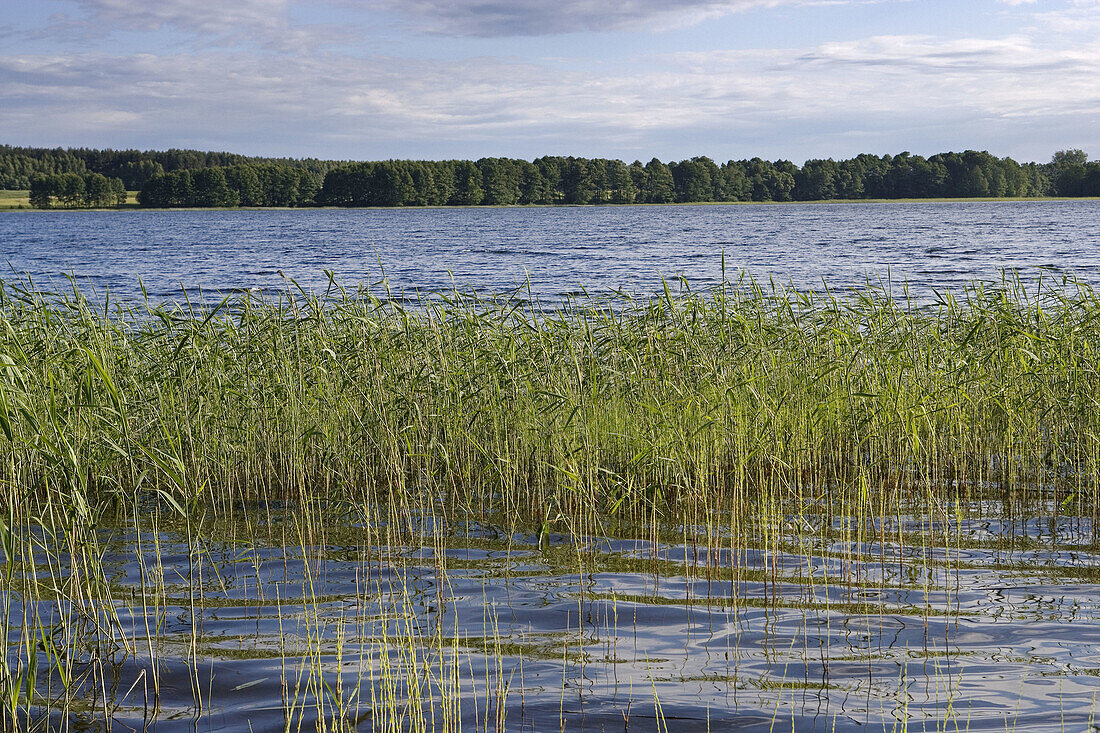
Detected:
left=1, top=200, right=1098, bottom=303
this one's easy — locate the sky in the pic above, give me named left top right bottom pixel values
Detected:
left=1, top=0, right=1098, bottom=164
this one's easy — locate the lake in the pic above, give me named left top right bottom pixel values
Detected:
left=4, top=200, right=1100, bottom=732
left=2, top=200, right=1099, bottom=304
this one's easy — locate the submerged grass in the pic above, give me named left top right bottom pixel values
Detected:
left=2, top=271, right=1100, bottom=729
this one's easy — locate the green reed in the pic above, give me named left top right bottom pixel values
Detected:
left=2, top=271, right=1099, bottom=728
left=1, top=272, right=1097, bottom=526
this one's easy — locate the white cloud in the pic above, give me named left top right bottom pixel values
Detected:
left=2, top=27, right=1098, bottom=161
left=38, top=0, right=352, bottom=51
left=1032, top=0, right=1100, bottom=34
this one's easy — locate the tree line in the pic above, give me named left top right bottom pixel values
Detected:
left=29, top=172, right=127, bottom=209
left=2, top=144, right=338, bottom=190
left=137, top=165, right=321, bottom=208
left=7, top=144, right=1099, bottom=208
left=142, top=150, right=1099, bottom=208
left=314, top=151, right=1059, bottom=207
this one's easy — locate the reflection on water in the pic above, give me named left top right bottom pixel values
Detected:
left=8, top=510, right=1100, bottom=731
left=2, top=200, right=1100, bottom=306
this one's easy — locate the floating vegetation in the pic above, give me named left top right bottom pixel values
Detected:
left=2, top=273, right=1100, bottom=730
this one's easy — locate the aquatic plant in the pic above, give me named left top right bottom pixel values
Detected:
left=2, top=272, right=1099, bottom=729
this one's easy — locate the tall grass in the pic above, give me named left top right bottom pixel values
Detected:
left=2, top=272, right=1099, bottom=728
left=0, top=273, right=1096, bottom=526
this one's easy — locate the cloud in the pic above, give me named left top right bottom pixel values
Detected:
left=2, top=30, right=1098, bottom=161
left=374, top=0, right=847, bottom=37
left=70, top=0, right=290, bottom=36
left=40, top=0, right=352, bottom=51
left=1032, top=0, right=1100, bottom=34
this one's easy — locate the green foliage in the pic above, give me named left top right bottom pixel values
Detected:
left=640, top=158, right=675, bottom=203
left=3, top=273, right=1100, bottom=729
left=28, top=172, right=126, bottom=209
left=1, top=275, right=1098, bottom=524
left=1, top=144, right=340, bottom=190
left=11, top=144, right=1094, bottom=208
left=450, top=160, right=484, bottom=205
left=477, top=157, right=521, bottom=205
left=308, top=149, right=1083, bottom=209
left=139, top=163, right=319, bottom=207
left=1049, top=149, right=1100, bottom=196
left=191, top=168, right=239, bottom=207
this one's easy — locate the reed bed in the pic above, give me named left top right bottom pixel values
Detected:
left=0, top=274, right=1096, bottom=523
left=2, top=272, right=1100, bottom=729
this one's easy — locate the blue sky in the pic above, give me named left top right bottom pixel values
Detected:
left=1, top=0, right=1097, bottom=163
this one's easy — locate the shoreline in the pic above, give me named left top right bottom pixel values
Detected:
left=3, top=194, right=1099, bottom=213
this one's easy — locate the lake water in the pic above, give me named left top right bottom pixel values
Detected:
left=5, top=200, right=1100, bottom=731
left=13, top=510, right=1100, bottom=732
left=2, top=200, right=1099, bottom=304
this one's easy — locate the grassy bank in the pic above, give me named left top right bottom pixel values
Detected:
left=0, top=190, right=140, bottom=210
left=0, top=191, right=30, bottom=209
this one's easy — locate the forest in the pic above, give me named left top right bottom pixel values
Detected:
left=3, top=144, right=1098, bottom=209
left=0, top=145, right=337, bottom=190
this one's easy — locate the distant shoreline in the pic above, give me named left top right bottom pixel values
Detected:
left=3, top=192, right=1099, bottom=212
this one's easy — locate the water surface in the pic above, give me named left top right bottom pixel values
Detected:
left=2, top=201, right=1098, bottom=304
left=9, top=510, right=1100, bottom=731
left=5, top=201, right=1100, bottom=730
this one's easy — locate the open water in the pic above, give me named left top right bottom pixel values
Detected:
left=5, top=201, right=1100, bottom=731
left=1, top=200, right=1099, bottom=304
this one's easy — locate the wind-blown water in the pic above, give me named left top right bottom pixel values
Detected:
left=12, top=513, right=1100, bottom=732
left=5, top=200, right=1100, bottom=731
left=1, top=200, right=1098, bottom=304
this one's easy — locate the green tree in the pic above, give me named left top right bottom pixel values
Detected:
left=534, top=157, right=565, bottom=203
left=82, top=172, right=112, bottom=207
left=1052, top=149, right=1088, bottom=169
left=605, top=159, right=637, bottom=204
left=962, top=166, right=990, bottom=197
left=256, top=164, right=304, bottom=206
left=450, top=161, right=484, bottom=205
left=430, top=162, right=455, bottom=205
left=115, top=159, right=164, bottom=188
left=793, top=159, right=839, bottom=201
left=192, top=168, right=239, bottom=207
left=1050, top=149, right=1089, bottom=196
left=670, top=158, right=712, bottom=202
left=111, top=177, right=127, bottom=206
left=742, top=159, right=794, bottom=201
left=319, top=165, right=365, bottom=206
left=59, top=172, right=86, bottom=207
left=587, top=159, right=612, bottom=204
left=478, top=158, right=520, bottom=205
left=640, top=159, right=675, bottom=203
left=518, top=161, right=552, bottom=204
left=296, top=169, right=321, bottom=205
left=1083, top=163, right=1100, bottom=196
left=559, top=158, right=593, bottom=204
left=29, top=175, right=62, bottom=208
left=227, top=166, right=263, bottom=206
left=721, top=162, right=751, bottom=201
